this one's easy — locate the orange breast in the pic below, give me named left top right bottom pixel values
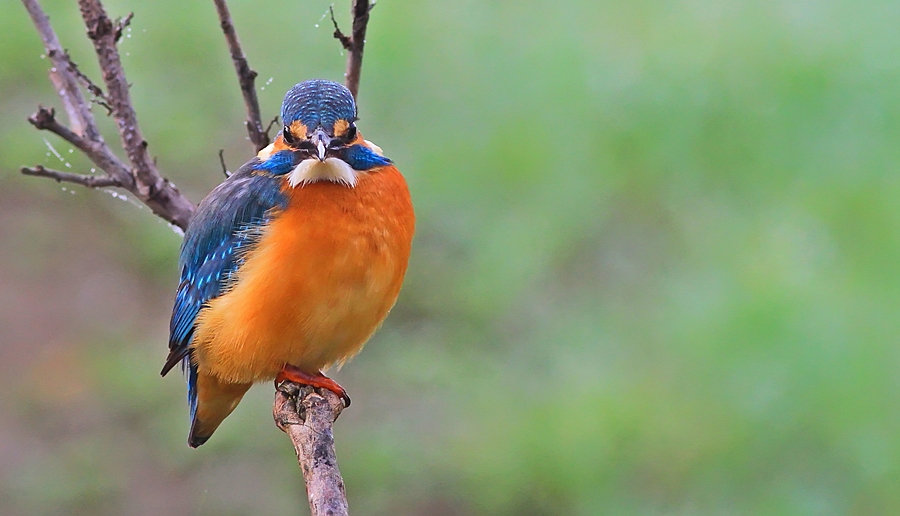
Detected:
left=191, top=166, right=414, bottom=384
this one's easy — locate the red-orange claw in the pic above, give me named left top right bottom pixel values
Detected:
left=275, top=366, right=351, bottom=407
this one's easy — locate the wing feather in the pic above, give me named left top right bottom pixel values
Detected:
left=162, top=156, right=289, bottom=419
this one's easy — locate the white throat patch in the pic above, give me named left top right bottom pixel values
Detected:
left=287, top=158, right=361, bottom=188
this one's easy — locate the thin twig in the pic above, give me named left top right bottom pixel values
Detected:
left=113, top=12, right=133, bottom=42
left=343, top=0, right=374, bottom=99
left=274, top=383, right=349, bottom=516
left=265, top=115, right=280, bottom=136
left=218, top=149, right=230, bottom=177
left=21, top=165, right=120, bottom=188
left=212, top=0, right=269, bottom=152
left=329, top=6, right=352, bottom=51
left=28, top=106, right=109, bottom=163
left=64, top=52, right=113, bottom=114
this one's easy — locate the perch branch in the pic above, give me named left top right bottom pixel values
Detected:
left=213, top=0, right=270, bottom=152
left=274, top=382, right=349, bottom=516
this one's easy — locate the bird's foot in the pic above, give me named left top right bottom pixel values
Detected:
left=275, top=365, right=351, bottom=407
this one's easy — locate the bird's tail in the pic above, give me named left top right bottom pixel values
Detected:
left=188, top=368, right=252, bottom=448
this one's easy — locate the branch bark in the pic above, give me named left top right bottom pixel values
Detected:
left=330, top=0, right=374, bottom=100
left=274, top=383, right=350, bottom=516
left=21, top=0, right=194, bottom=229
left=22, top=0, right=94, bottom=139
left=21, top=165, right=121, bottom=188
left=212, top=0, right=270, bottom=152
left=344, top=0, right=372, bottom=100
left=78, top=0, right=194, bottom=229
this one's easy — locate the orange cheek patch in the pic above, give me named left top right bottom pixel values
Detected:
left=289, top=121, right=308, bottom=139
left=333, top=119, right=350, bottom=138
left=271, top=134, right=289, bottom=152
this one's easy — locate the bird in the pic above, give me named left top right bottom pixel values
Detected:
left=160, top=79, right=415, bottom=447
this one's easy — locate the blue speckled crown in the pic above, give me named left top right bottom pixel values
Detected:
left=281, top=80, right=356, bottom=131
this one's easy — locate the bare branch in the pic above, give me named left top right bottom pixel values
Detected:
left=343, top=0, right=375, bottom=100
left=27, top=105, right=136, bottom=191
left=329, top=6, right=353, bottom=51
left=22, top=0, right=194, bottom=229
left=22, top=1, right=135, bottom=190
left=78, top=1, right=153, bottom=186
left=64, top=52, right=113, bottom=114
left=21, top=165, right=120, bottom=188
left=23, top=0, right=97, bottom=139
left=212, top=0, right=270, bottom=152
left=77, top=0, right=195, bottom=229
left=113, top=12, right=133, bottom=42
left=218, top=149, right=231, bottom=177
left=28, top=106, right=93, bottom=154
left=265, top=115, right=280, bottom=136
left=274, top=383, right=349, bottom=516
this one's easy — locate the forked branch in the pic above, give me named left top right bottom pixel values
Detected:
left=330, top=0, right=375, bottom=99
left=21, top=0, right=194, bottom=229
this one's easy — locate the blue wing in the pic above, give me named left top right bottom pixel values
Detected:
left=162, top=150, right=296, bottom=419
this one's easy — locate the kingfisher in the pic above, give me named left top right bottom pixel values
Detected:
left=161, top=79, right=415, bottom=447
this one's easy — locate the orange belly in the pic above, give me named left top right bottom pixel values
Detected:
left=191, top=165, right=414, bottom=384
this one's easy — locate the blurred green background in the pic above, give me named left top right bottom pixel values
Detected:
left=2, top=0, right=899, bottom=514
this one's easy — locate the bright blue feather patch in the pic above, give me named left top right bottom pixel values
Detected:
left=253, top=150, right=297, bottom=175
left=282, top=80, right=356, bottom=131
left=340, top=144, right=392, bottom=171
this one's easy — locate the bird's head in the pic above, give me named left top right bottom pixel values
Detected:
left=281, top=79, right=357, bottom=162
left=254, top=80, right=390, bottom=188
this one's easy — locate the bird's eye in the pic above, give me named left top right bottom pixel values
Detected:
left=283, top=126, right=299, bottom=146
left=345, top=124, right=357, bottom=142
